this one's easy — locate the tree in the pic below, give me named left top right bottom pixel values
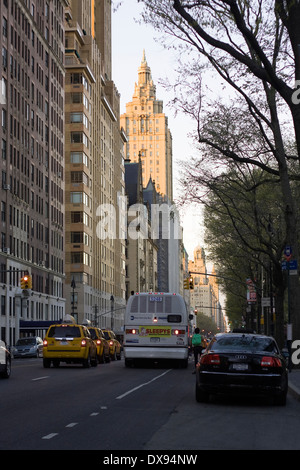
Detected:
left=199, top=165, right=288, bottom=345
left=139, top=0, right=300, bottom=340
left=196, top=312, right=218, bottom=335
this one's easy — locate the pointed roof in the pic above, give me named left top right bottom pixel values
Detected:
left=132, top=50, right=156, bottom=100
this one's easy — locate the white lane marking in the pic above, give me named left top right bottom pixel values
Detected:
left=42, top=433, right=58, bottom=440
left=116, top=369, right=171, bottom=400
left=32, top=376, right=49, bottom=381
left=66, top=422, right=78, bottom=428
left=90, top=412, right=99, bottom=416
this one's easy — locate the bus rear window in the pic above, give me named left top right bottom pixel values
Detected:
left=165, top=296, right=182, bottom=313
left=130, top=296, right=139, bottom=313
left=167, top=315, right=182, bottom=323
left=129, top=295, right=186, bottom=315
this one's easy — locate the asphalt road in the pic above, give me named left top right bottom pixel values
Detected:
left=1, top=356, right=300, bottom=453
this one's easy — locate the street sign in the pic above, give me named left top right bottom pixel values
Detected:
left=261, top=297, right=270, bottom=307
left=284, top=245, right=292, bottom=261
left=281, top=259, right=298, bottom=274
left=246, top=278, right=256, bottom=303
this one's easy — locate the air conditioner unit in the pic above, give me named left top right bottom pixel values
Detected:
left=3, top=184, right=10, bottom=190
left=2, top=247, right=10, bottom=254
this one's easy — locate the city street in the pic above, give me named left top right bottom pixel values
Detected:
left=1, top=356, right=300, bottom=451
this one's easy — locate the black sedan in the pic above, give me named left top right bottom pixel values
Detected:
left=195, top=332, right=288, bottom=405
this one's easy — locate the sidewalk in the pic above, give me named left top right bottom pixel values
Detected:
left=288, top=369, right=300, bottom=401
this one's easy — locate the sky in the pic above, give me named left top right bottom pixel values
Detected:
left=111, top=0, right=205, bottom=260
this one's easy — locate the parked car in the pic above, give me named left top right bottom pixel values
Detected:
left=13, top=336, right=44, bottom=358
left=88, top=327, right=110, bottom=363
left=0, top=339, right=11, bottom=378
left=43, top=321, right=97, bottom=368
left=102, top=329, right=121, bottom=360
left=195, top=332, right=288, bottom=405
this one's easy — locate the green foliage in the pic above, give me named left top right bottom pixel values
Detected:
left=196, top=312, right=218, bottom=335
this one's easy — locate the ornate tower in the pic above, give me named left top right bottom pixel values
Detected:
left=120, top=51, right=173, bottom=201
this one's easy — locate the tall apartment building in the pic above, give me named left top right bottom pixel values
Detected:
left=64, top=0, right=126, bottom=328
left=124, top=159, right=158, bottom=297
left=120, top=51, right=173, bottom=201
left=188, top=246, right=220, bottom=324
left=121, top=52, right=187, bottom=295
left=0, top=0, right=66, bottom=345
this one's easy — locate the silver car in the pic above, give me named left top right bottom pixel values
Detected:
left=0, top=340, right=11, bottom=378
left=13, top=336, right=43, bottom=358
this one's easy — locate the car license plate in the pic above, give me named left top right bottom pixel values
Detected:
left=232, top=363, right=248, bottom=371
left=60, top=340, right=69, bottom=345
left=150, top=337, right=160, bottom=343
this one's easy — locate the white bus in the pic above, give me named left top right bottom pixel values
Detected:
left=124, top=292, right=191, bottom=368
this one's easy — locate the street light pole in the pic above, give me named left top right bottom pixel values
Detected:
left=110, top=295, right=114, bottom=330
left=71, top=277, right=76, bottom=319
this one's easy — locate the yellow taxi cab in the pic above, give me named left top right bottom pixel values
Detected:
left=102, top=329, right=121, bottom=360
left=43, top=316, right=97, bottom=368
left=88, top=327, right=111, bottom=364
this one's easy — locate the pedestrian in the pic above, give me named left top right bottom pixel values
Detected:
left=192, top=327, right=202, bottom=373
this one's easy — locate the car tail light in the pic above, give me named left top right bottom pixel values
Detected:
left=43, top=339, right=48, bottom=347
left=261, top=356, right=282, bottom=367
left=96, top=339, right=101, bottom=346
left=81, top=339, right=87, bottom=347
left=200, top=353, right=221, bottom=365
left=109, top=340, right=114, bottom=346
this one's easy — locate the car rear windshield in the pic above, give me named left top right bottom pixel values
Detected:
left=16, top=338, right=36, bottom=345
left=47, top=326, right=81, bottom=338
left=210, top=336, right=278, bottom=353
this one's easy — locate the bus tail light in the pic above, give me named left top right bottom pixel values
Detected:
left=126, top=328, right=138, bottom=334
left=172, top=329, right=185, bottom=335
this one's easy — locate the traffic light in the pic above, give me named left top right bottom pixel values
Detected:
left=189, top=276, right=194, bottom=289
left=21, top=274, right=32, bottom=289
left=183, top=278, right=189, bottom=289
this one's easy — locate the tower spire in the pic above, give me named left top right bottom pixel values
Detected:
left=142, top=49, right=147, bottom=64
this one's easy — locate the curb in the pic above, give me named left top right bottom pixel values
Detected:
left=288, top=382, right=300, bottom=401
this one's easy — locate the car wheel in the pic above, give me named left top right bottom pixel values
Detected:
left=99, top=351, right=104, bottom=364
left=274, top=391, right=287, bottom=406
left=83, top=354, right=91, bottom=368
left=91, top=354, right=98, bottom=367
left=195, top=384, right=209, bottom=403
left=111, top=350, right=116, bottom=361
left=117, top=351, right=121, bottom=360
left=105, top=354, right=110, bottom=363
left=53, top=359, right=60, bottom=368
left=43, top=358, right=51, bottom=368
left=0, top=357, right=11, bottom=378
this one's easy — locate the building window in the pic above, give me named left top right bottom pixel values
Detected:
left=1, top=139, right=6, bottom=160
left=70, top=192, right=82, bottom=204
